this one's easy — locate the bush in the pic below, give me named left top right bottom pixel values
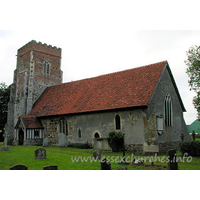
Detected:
left=68, top=141, right=92, bottom=149
left=107, top=131, right=124, bottom=152
left=179, top=141, right=200, bottom=157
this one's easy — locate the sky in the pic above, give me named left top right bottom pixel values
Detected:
left=0, top=1, right=199, bottom=126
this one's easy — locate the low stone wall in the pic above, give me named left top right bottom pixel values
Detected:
left=125, top=144, right=143, bottom=154
left=93, top=138, right=112, bottom=152
left=24, top=139, right=43, bottom=146
left=159, top=141, right=180, bottom=154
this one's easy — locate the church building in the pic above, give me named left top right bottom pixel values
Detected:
left=5, top=40, right=190, bottom=154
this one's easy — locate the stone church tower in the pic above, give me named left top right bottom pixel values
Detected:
left=6, top=40, right=63, bottom=144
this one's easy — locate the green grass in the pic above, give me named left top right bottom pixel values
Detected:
left=0, top=142, right=200, bottom=170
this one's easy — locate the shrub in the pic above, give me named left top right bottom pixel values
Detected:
left=107, top=131, right=124, bottom=152
left=68, top=141, right=92, bottom=149
left=179, top=142, right=191, bottom=155
left=179, top=141, right=200, bottom=157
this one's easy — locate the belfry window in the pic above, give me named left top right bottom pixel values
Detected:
left=115, top=114, right=121, bottom=130
left=43, top=61, right=50, bottom=75
left=165, top=94, right=173, bottom=126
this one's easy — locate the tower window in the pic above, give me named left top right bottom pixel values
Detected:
left=165, top=94, right=173, bottom=126
left=43, top=61, right=50, bottom=75
left=115, top=114, right=121, bottom=130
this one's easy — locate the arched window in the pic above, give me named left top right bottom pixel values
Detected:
left=59, top=118, right=68, bottom=136
left=94, top=132, right=100, bottom=139
left=165, top=94, right=173, bottom=126
left=115, top=114, right=121, bottom=130
left=43, top=61, right=50, bottom=75
left=78, top=129, right=82, bottom=139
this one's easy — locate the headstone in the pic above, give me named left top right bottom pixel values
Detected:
left=93, top=150, right=101, bottom=160
left=43, top=165, right=58, bottom=170
left=101, top=158, right=111, bottom=170
left=192, top=130, right=196, bottom=141
left=10, top=164, right=28, bottom=170
left=1, top=130, right=9, bottom=151
left=43, top=137, right=49, bottom=147
left=35, top=147, right=46, bottom=159
left=167, top=149, right=178, bottom=170
left=59, top=133, right=66, bottom=148
left=181, top=133, right=184, bottom=142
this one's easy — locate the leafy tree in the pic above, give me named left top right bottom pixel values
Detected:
left=0, top=82, right=10, bottom=141
left=185, top=45, right=200, bottom=119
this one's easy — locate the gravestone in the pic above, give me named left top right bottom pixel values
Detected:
left=101, top=158, right=111, bottom=170
left=43, top=138, right=49, bottom=147
left=93, top=150, right=101, bottom=160
left=1, top=130, right=9, bottom=151
left=192, top=130, right=196, bottom=141
left=43, top=165, right=58, bottom=170
left=10, top=164, right=28, bottom=170
left=181, top=133, right=184, bottom=142
left=59, top=133, right=66, bottom=148
left=35, top=147, right=46, bottom=159
left=167, top=149, right=178, bottom=170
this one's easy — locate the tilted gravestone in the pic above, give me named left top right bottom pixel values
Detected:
left=35, top=147, right=46, bottom=159
left=43, top=165, right=58, bottom=170
left=101, top=158, right=111, bottom=170
left=43, top=138, right=49, bottom=147
left=59, top=133, right=66, bottom=148
left=93, top=150, right=101, bottom=160
left=167, top=149, right=178, bottom=170
left=10, top=164, right=28, bottom=170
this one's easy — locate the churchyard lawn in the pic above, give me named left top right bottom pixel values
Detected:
left=0, top=142, right=200, bottom=170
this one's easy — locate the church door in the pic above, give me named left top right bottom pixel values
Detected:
left=19, top=129, right=24, bottom=145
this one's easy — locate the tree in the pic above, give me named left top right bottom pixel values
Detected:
left=0, top=82, right=10, bottom=141
left=185, top=45, right=200, bottom=119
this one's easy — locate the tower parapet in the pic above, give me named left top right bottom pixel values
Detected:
left=18, top=40, right=61, bottom=58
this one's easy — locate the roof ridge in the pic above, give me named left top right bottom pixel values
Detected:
left=49, top=60, right=167, bottom=89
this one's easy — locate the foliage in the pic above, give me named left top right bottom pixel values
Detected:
left=0, top=82, right=10, bottom=131
left=179, top=141, right=200, bottom=157
left=68, top=141, right=92, bottom=149
left=107, top=131, right=124, bottom=152
left=185, top=46, right=200, bottom=119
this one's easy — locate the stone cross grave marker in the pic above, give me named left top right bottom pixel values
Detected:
left=167, top=149, right=178, bottom=170
left=1, top=130, right=9, bottom=151
left=35, top=147, right=46, bottom=159
left=59, top=133, right=66, bottom=148
left=43, top=165, right=58, bottom=170
left=10, top=164, right=28, bottom=170
left=93, top=150, right=101, bottom=160
left=101, top=158, right=111, bottom=170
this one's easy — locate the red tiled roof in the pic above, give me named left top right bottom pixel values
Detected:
left=21, top=115, right=43, bottom=129
left=28, top=61, right=167, bottom=117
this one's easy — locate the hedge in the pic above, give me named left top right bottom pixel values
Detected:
left=179, top=141, right=200, bottom=157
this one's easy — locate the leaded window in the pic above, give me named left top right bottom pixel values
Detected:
left=165, top=94, right=173, bottom=126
